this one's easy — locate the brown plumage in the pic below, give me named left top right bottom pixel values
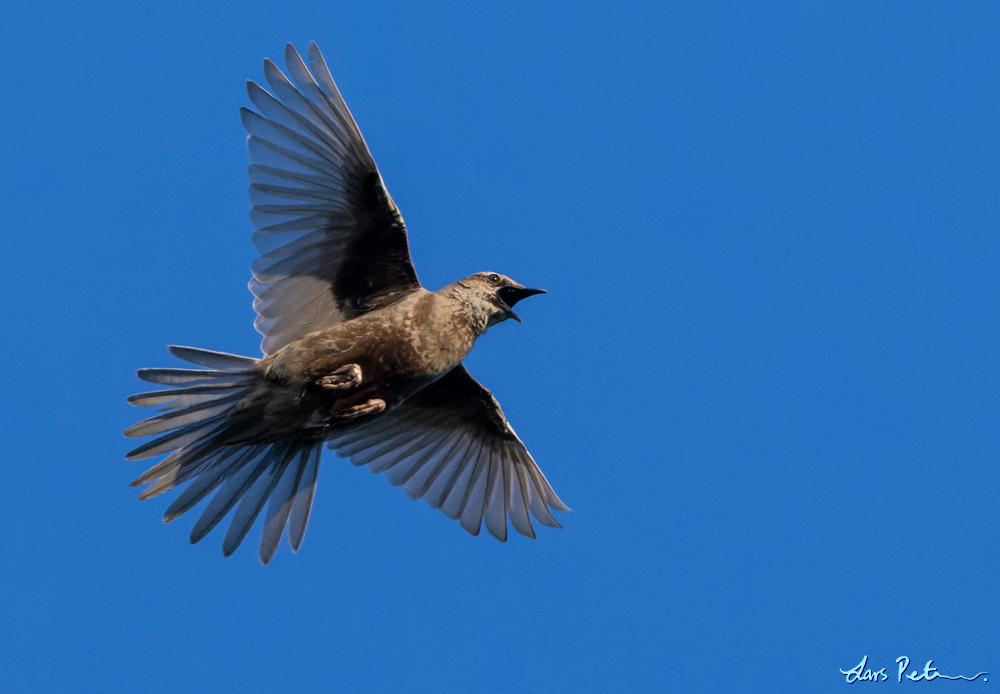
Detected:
left=125, top=43, right=568, bottom=563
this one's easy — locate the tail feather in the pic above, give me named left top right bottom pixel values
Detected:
left=137, top=368, right=256, bottom=386
left=124, top=394, right=243, bottom=439
left=162, top=448, right=248, bottom=521
left=137, top=444, right=225, bottom=501
left=223, top=444, right=296, bottom=557
left=189, top=448, right=271, bottom=544
left=125, top=420, right=224, bottom=460
left=128, top=384, right=249, bottom=408
left=288, top=445, right=321, bottom=552
left=168, top=345, right=260, bottom=371
left=260, top=449, right=308, bottom=564
left=126, top=346, right=322, bottom=563
left=130, top=437, right=218, bottom=488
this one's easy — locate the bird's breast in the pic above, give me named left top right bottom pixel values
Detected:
left=263, top=293, right=477, bottom=416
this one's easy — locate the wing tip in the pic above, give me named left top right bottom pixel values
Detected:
left=461, top=518, right=482, bottom=537
left=259, top=541, right=279, bottom=565
left=284, top=43, right=302, bottom=67
left=307, top=42, right=325, bottom=67
left=552, top=501, right=572, bottom=513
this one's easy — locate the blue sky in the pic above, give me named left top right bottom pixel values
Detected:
left=2, top=1, right=999, bottom=692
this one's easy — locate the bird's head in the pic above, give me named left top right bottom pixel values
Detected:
left=449, top=272, right=546, bottom=333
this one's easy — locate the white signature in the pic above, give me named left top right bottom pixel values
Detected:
left=841, top=656, right=988, bottom=683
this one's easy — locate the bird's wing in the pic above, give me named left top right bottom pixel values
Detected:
left=242, top=42, right=421, bottom=356
left=326, top=365, right=569, bottom=540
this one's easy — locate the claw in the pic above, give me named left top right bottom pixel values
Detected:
left=318, top=363, right=362, bottom=392
left=330, top=398, right=386, bottom=419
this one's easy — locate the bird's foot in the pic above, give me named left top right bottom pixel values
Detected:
left=330, top=398, right=386, bottom=419
left=317, top=364, right=362, bottom=392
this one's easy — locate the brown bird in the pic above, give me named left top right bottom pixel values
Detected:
left=125, top=42, right=568, bottom=563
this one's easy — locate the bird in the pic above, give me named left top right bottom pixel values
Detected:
left=125, top=42, right=569, bottom=563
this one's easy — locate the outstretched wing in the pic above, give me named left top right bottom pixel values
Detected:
left=242, top=42, right=421, bottom=356
left=326, top=366, right=569, bottom=541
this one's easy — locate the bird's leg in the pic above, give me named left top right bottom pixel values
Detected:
left=317, top=366, right=384, bottom=420
left=329, top=398, right=386, bottom=419
left=317, top=363, right=362, bottom=393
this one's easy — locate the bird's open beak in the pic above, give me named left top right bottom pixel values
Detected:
left=497, top=286, right=546, bottom=323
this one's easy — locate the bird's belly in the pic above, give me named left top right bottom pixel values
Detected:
left=265, top=312, right=472, bottom=430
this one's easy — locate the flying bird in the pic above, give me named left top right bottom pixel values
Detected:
left=125, top=42, right=568, bottom=563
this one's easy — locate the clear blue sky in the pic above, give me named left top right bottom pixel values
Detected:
left=2, top=1, right=998, bottom=692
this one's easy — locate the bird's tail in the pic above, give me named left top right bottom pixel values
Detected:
left=125, top=345, right=322, bottom=564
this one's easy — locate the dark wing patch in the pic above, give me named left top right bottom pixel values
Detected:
left=333, top=171, right=418, bottom=315
left=243, top=43, right=421, bottom=355
left=325, top=365, right=569, bottom=541
left=409, top=365, right=517, bottom=438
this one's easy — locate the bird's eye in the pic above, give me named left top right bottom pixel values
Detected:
left=488, top=274, right=500, bottom=284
